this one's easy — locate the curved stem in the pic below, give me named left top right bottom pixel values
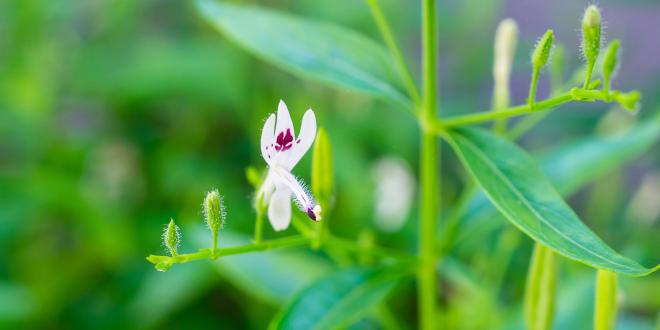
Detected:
left=366, top=0, right=421, bottom=107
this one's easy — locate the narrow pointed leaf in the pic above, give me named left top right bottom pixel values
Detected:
left=445, top=127, right=658, bottom=276
left=196, top=0, right=410, bottom=105
left=270, top=267, right=408, bottom=329
left=453, top=116, right=660, bottom=249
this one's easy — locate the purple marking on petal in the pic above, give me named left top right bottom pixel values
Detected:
left=296, top=139, right=301, bottom=144
left=275, top=128, right=294, bottom=152
left=306, top=207, right=317, bottom=221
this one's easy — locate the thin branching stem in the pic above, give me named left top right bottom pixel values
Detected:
left=431, top=88, right=635, bottom=131
left=366, top=0, right=422, bottom=107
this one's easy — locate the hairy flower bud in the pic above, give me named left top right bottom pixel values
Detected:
left=532, top=30, right=554, bottom=70
left=204, top=189, right=226, bottom=236
left=163, top=219, right=180, bottom=257
left=602, top=40, right=621, bottom=83
left=581, top=5, right=602, bottom=64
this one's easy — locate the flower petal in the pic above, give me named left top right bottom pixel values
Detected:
left=285, top=109, right=317, bottom=170
left=268, top=188, right=292, bottom=231
left=261, top=113, right=276, bottom=166
left=274, top=100, right=296, bottom=166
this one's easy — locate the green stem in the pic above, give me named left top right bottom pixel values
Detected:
left=432, top=87, right=632, bottom=131
left=366, top=0, right=421, bottom=107
left=254, top=199, right=265, bottom=244
left=436, top=93, right=573, bottom=129
left=147, top=235, right=311, bottom=266
left=212, top=231, right=218, bottom=255
left=528, top=68, right=540, bottom=109
left=583, top=61, right=594, bottom=89
left=419, top=0, right=439, bottom=328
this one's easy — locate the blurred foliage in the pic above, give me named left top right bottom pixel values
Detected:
left=0, top=0, right=658, bottom=328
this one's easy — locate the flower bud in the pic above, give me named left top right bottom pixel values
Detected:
left=602, top=40, right=621, bottom=83
left=311, top=128, right=334, bottom=207
left=493, top=19, right=518, bottom=86
left=203, top=189, right=226, bottom=236
left=163, top=219, right=180, bottom=257
left=532, top=30, right=554, bottom=70
left=581, top=5, right=602, bottom=64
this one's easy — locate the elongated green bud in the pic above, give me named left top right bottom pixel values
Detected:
left=163, top=219, right=180, bottom=257
left=582, top=5, right=602, bottom=64
left=311, top=128, right=333, bottom=249
left=594, top=269, right=618, bottom=330
left=532, top=30, right=554, bottom=70
left=524, top=243, right=558, bottom=330
left=203, top=189, right=226, bottom=252
left=602, top=40, right=621, bottom=86
left=311, top=128, right=334, bottom=207
left=528, top=30, right=554, bottom=108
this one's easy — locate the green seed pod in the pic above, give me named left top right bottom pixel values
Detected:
left=532, top=30, right=554, bottom=70
left=602, top=40, right=621, bottom=83
left=594, top=270, right=618, bottom=330
left=163, top=219, right=180, bottom=257
left=524, top=244, right=558, bottom=330
left=203, top=189, right=226, bottom=236
left=581, top=5, right=602, bottom=64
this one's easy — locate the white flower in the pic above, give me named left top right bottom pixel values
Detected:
left=258, top=100, right=322, bottom=231
left=372, top=157, right=415, bottom=232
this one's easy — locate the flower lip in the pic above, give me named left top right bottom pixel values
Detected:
left=306, top=205, right=322, bottom=222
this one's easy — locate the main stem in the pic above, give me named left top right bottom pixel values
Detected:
left=419, top=0, right=438, bottom=329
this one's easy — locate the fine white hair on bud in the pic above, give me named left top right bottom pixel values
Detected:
left=531, top=29, right=554, bottom=70
left=203, top=189, right=226, bottom=234
left=163, top=219, right=181, bottom=257
left=581, top=5, right=602, bottom=64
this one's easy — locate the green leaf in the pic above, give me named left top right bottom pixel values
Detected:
left=196, top=0, right=410, bottom=105
left=453, top=116, right=660, bottom=250
left=444, top=127, right=658, bottom=276
left=271, top=267, right=408, bottom=329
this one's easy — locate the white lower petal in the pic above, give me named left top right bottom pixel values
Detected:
left=268, top=188, right=292, bottom=231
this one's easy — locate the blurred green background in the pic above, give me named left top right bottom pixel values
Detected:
left=1, top=0, right=658, bottom=328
